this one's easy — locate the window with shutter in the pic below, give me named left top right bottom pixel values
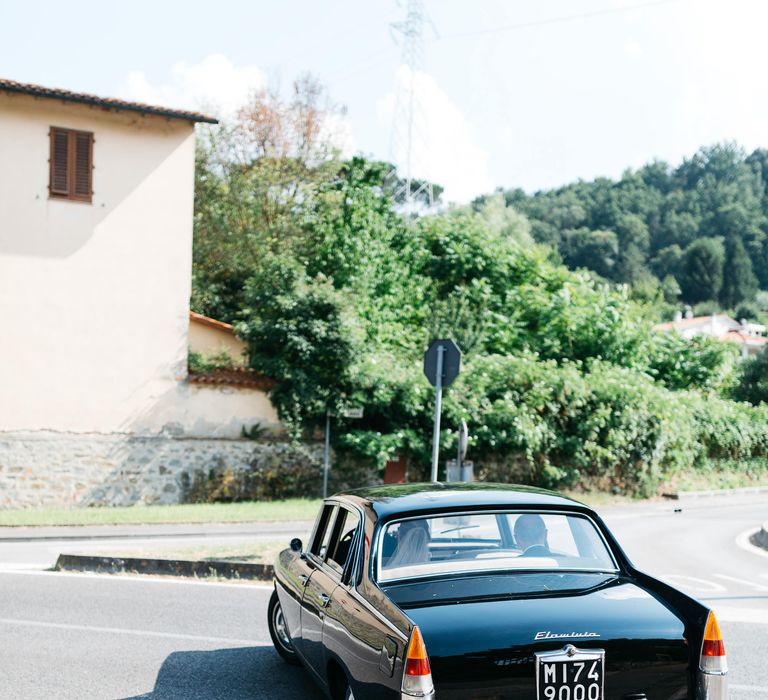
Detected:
left=49, top=128, right=93, bottom=202
left=50, top=130, right=69, bottom=195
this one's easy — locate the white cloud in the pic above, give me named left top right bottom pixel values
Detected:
left=379, top=66, right=493, bottom=204
left=119, top=54, right=357, bottom=154
left=653, top=0, right=768, bottom=154
left=320, top=111, right=357, bottom=158
left=623, top=38, right=643, bottom=59
left=119, top=54, right=266, bottom=117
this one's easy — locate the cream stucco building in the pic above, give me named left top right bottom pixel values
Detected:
left=0, top=79, right=282, bottom=507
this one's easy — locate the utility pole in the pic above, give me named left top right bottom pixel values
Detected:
left=429, top=344, right=445, bottom=482
left=389, top=0, right=434, bottom=211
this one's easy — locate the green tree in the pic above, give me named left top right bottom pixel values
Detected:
left=472, top=193, right=534, bottom=247
left=720, top=235, right=758, bottom=308
left=732, top=346, right=768, bottom=405
left=238, top=255, right=360, bottom=435
left=562, top=229, right=619, bottom=279
left=192, top=74, right=345, bottom=322
left=679, top=238, right=725, bottom=304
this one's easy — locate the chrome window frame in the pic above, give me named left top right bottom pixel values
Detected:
left=308, top=498, right=366, bottom=585
left=373, top=509, right=620, bottom=584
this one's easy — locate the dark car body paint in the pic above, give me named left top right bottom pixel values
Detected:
left=272, top=484, right=709, bottom=700
left=384, top=575, right=690, bottom=699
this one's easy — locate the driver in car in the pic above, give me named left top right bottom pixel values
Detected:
left=388, top=518, right=430, bottom=567
left=514, top=513, right=550, bottom=557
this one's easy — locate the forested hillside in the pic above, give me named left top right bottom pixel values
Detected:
left=482, top=144, right=768, bottom=317
left=191, top=80, right=768, bottom=497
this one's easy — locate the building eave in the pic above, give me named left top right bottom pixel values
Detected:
left=0, top=78, right=218, bottom=124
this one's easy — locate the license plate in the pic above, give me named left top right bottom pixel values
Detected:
left=535, top=645, right=605, bottom=700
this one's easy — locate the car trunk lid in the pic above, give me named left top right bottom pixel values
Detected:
left=383, top=574, right=690, bottom=700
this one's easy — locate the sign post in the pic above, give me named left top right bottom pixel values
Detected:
left=423, top=339, right=462, bottom=482
left=429, top=344, right=445, bottom=482
left=322, top=406, right=362, bottom=498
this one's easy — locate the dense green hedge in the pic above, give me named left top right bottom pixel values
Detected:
left=338, top=354, right=768, bottom=497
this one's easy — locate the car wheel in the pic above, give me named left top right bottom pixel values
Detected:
left=343, top=683, right=356, bottom=700
left=268, top=590, right=299, bottom=665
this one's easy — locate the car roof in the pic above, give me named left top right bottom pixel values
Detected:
left=334, top=482, right=590, bottom=521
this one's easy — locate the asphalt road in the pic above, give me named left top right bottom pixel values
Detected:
left=0, top=495, right=765, bottom=699
left=0, top=521, right=314, bottom=571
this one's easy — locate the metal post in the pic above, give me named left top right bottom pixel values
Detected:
left=430, top=344, right=445, bottom=482
left=322, top=407, right=331, bottom=499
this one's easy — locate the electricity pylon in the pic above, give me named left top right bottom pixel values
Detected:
left=389, top=0, right=434, bottom=211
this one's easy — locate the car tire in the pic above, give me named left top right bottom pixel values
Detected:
left=268, top=589, right=299, bottom=665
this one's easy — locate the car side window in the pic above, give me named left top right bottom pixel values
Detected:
left=325, top=507, right=360, bottom=575
left=310, top=504, right=338, bottom=559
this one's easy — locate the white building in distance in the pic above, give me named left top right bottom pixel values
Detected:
left=653, top=313, right=768, bottom=358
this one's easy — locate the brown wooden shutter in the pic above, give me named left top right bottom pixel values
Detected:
left=49, top=128, right=93, bottom=202
left=50, top=129, right=70, bottom=196
left=73, top=132, right=93, bottom=199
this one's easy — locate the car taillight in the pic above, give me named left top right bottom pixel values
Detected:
left=402, top=625, right=434, bottom=698
left=697, top=611, right=727, bottom=699
left=700, top=611, right=727, bottom=672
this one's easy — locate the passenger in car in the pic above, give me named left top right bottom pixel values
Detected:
left=387, top=519, right=431, bottom=567
left=513, top=514, right=551, bottom=557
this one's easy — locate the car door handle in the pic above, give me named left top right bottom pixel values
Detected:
left=319, top=593, right=332, bottom=608
left=298, top=574, right=310, bottom=587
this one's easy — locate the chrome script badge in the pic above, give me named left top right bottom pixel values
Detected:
left=535, top=631, right=601, bottom=641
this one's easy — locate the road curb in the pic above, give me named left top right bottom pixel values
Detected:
left=663, top=486, right=768, bottom=500
left=754, top=521, right=768, bottom=550
left=54, top=554, right=275, bottom=581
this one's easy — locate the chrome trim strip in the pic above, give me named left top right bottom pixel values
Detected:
left=698, top=669, right=728, bottom=699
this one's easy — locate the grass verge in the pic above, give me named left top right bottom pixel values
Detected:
left=0, top=499, right=321, bottom=527
left=663, top=459, right=768, bottom=494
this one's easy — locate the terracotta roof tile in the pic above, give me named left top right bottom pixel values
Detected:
left=720, top=330, right=768, bottom=345
left=0, top=78, right=218, bottom=124
left=189, top=311, right=235, bottom=333
left=187, top=368, right=274, bottom=390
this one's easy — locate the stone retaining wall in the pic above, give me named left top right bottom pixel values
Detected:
left=0, top=431, right=326, bottom=508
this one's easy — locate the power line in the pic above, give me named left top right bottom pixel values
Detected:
left=436, top=0, right=681, bottom=41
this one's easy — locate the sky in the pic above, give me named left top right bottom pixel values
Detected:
left=4, top=0, right=768, bottom=203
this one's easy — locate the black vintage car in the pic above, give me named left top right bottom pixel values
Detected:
left=268, top=483, right=727, bottom=700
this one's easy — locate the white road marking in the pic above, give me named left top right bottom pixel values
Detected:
left=0, top=569, right=272, bottom=590
left=0, top=617, right=269, bottom=646
left=735, top=528, right=768, bottom=560
left=712, top=573, right=768, bottom=591
left=731, top=685, right=768, bottom=694
left=0, top=562, right=49, bottom=571
left=661, top=575, right=727, bottom=593
left=711, top=606, right=768, bottom=625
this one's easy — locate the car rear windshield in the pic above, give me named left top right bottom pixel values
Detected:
left=376, top=511, right=617, bottom=583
